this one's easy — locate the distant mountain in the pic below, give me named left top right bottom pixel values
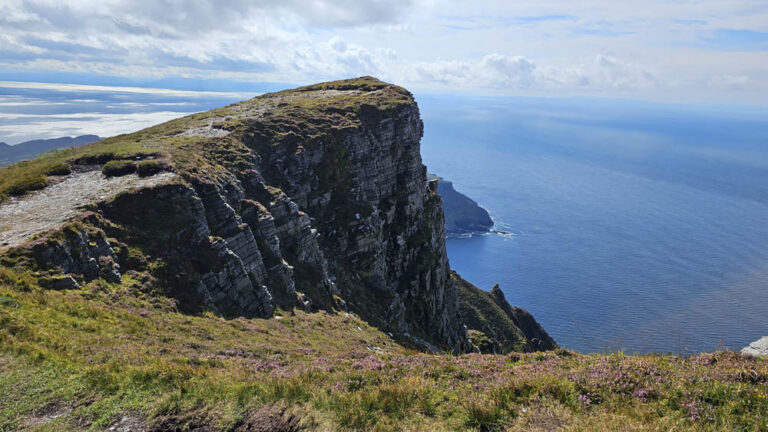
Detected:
left=0, top=135, right=101, bottom=166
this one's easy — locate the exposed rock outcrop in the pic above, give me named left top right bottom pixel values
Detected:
left=27, top=219, right=122, bottom=287
left=246, top=96, right=466, bottom=350
left=742, top=337, right=768, bottom=356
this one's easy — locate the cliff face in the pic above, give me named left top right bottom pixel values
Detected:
left=4, top=79, right=766, bottom=432
left=249, top=101, right=463, bottom=349
left=0, top=77, right=548, bottom=353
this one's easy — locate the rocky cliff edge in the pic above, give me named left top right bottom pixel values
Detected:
left=0, top=77, right=552, bottom=353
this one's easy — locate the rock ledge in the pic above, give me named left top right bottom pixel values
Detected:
left=742, top=336, right=768, bottom=356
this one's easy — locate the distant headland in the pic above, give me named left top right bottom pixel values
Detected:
left=428, top=173, right=494, bottom=236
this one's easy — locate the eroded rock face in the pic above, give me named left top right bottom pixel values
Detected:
left=30, top=224, right=121, bottom=285
left=249, top=103, right=468, bottom=350
left=98, top=180, right=279, bottom=319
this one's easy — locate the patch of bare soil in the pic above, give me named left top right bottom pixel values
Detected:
left=106, top=414, right=149, bottom=432
left=145, top=405, right=302, bottom=432
left=0, top=170, right=176, bottom=249
left=23, top=403, right=72, bottom=429
left=149, top=412, right=216, bottom=432
left=234, top=405, right=303, bottom=432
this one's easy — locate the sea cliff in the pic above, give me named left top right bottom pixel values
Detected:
left=0, top=77, right=548, bottom=353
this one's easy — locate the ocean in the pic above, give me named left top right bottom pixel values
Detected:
left=418, top=95, right=768, bottom=354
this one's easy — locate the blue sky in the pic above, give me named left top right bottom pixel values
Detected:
left=1, top=0, right=767, bottom=143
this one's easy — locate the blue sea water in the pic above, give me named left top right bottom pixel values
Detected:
left=418, top=95, right=768, bottom=354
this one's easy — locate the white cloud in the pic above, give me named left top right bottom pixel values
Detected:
left=0, top=0, right=415, bottom=34
left=0, top=83, right=251, bottom=143
left=325, top=36, right=380, bottom=76
left=0, top=111, right=188, bottom=142
left=0, top=0, right=766, bottom=103
left=329, top=36, right=348, bottom=53
left=412, top=53, right=656, bottom=92
left=0, top=81, right=254, bottom=99
left=707, top=74, right=754, bottom=90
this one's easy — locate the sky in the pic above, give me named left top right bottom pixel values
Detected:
left=1, top=0, right=767, bottom=143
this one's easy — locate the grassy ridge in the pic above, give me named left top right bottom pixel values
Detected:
left=0, top=76, right=414, bottom=203
left=1, top=266, right=767, bottom=431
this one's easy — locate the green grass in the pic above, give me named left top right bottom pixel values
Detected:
left=101, top=160, right=136, bottom=177
left=135, top=159, right=170, bottom=177
left=43, top=162, right=71, bottom=176
left=455, top=272, right=530, bottom=353
left=0, top=264, right=766, bottom=431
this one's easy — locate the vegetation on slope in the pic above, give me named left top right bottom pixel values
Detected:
left=1, top=266, right=767, bottom=431
left=455, top=272, right=557, bottom=354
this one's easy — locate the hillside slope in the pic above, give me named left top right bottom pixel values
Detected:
left=1, top=272, right=766, bottom=431
left=455, top=273, right=556, bottom=353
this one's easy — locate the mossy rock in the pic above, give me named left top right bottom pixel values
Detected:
left=39, top=275, right=81, bottom=290
left=467, top=329, right=496, bottom=353
left=5, top=174, right=48, bottom=196
left=44, top=162, right=71, bottom=176
left=102, top=160, right=136, bottom=177
left=136, top=159, right=170, bottom=177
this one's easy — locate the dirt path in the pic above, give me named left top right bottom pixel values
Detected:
left=0, top=171, right=176, bottom=249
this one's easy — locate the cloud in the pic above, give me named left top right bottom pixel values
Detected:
left=0, top=81, right=251, bottom=143
left=329, top=36, right=348, bottom=53
left=325, top=36, right=380, bottom=76
left=0, top=81, right=253, bottom=99
left=0, top=0, right=767, bottom=104
left=0, top=0, right=413, bottom=84
left=588, top=55, right=657, bottom=89
left=1, top=0, right=415, bottom=33
left=413, top=53, right=656, bottom=91
left=707, top=74, right=760, bottom=90
left=0, top=111, right=187, bottom=143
